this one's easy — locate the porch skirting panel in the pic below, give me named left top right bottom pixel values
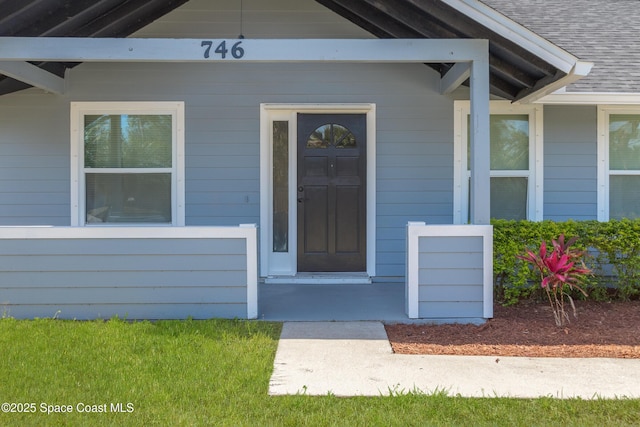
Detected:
left=406, top=223, right=493, bottom=320
left=0, top=225, right=258, bottom=320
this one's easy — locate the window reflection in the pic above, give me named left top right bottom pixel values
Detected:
left=307, top=124, right=356, bottom=149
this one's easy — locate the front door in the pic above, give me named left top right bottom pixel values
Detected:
left=297, top=113, right=366, bottom=272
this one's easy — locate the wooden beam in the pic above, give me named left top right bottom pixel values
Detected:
left=358, top=0, right=460, bottom=38
left=0, top=37, right=488, bottom=63
left=328, top=0, right=422, bottom=39
left=469, top=50, right=491, bottom=225
left=314, top=0, right=394, bottom=39
left=0, top=61, right=64, bottom=94
left=440, top=62, right=470, bottom=94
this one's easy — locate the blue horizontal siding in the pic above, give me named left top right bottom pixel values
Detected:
left=543, top=105, right=598, bottom=221
left=417, top=235, right=484, bottom=318
left=419, top=301, right=483, bottom=318
left=0, top=236, right=250, bottom=320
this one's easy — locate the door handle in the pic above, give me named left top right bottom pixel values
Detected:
left=298, top=186, right=304, bottom=192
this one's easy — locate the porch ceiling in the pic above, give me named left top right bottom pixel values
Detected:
left=0, top=0, right=580, bottom=101
left=314, top=0, right=573, bottom=101
left=0, top=0, right=189, bottom=95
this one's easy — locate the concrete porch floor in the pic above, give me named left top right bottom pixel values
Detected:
left=258, top=282, right=408, bottom=322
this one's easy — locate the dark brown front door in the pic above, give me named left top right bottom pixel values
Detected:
left=297, top=113, right=366, bottom=272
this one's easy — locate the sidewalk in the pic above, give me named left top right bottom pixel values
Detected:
left=269, top=321, right=640, bottom=399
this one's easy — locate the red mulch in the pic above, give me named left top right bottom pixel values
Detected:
left=385, top=301, right=640, bottom=358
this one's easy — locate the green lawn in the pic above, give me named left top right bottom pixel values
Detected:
left=1, top=317, right=639, bottom=426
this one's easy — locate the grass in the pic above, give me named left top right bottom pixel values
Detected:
left=1, top=317, right=639, bottom=427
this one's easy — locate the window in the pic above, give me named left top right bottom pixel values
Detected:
left=454, top=101, right=543, bottom=223
left=272, top=120, right=289, bottom=252
left=71, top=102, right=184, bottom=226
left=598, top=107, right=640, bottom=220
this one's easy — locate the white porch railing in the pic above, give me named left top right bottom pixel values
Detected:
left=0, top=225, right=257, bottom=320
left=406, top=222, right=493, bottom=320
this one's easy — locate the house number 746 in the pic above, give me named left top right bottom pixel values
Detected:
left=201, top=40, right=245, bottom=59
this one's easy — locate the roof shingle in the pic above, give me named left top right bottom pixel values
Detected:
left=481, top=0, right=640, bottom=93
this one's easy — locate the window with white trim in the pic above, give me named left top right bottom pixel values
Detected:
left=454, top=101, right=543, bottom=223
left=71, top=102, right=185, bottom=226
left=598, top=106, right=640, bottom=220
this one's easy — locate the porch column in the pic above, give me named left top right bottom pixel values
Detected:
left=469, top=48, right=491, bottom=225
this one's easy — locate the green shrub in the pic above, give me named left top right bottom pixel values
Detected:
left=492, top=219, right=640, bottom=304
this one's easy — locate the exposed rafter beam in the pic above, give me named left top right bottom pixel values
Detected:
left=359, top=0, right=460, bottom=38
left=440, top=62, right=470, bottom=94
left=0, top=60, right=64, bottom=94
left=314, top=0, right=400, bottom=39
left=329, top=0, right=422, bottom=38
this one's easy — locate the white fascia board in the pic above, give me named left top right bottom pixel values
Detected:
left=443, top=0, right=579, bottom=73
left=515, top=60, right=594, bottom=104
left=538, top=91, right=640, bottom=105
left=441, top=62, right=471, bottom=94
left=0, top=60, right=65, bottom=94
left=0, top=37, right=487, bottom=63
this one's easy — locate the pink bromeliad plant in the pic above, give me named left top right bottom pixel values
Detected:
left=518, top=235, right=592, bottom=327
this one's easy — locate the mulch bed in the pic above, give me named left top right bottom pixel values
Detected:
left=384, top=301, right=640, bottom=358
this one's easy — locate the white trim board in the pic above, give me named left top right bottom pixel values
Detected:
left=264, top=273, right=371, bottom=285
left=0, top=38, right=488, bottom=63
left=540, top=93, right=640, bottom=105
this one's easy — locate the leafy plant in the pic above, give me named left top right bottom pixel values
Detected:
left=492, top=219, right=640, bottom=304
left=517, top=235, right=592, bottom=326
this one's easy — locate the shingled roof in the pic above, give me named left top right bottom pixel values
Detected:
left=481, top=0, right=640, bottom=93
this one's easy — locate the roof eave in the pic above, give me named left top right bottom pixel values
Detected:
left=443, top=0, right=581, bottom=73
left=515, top=60, right=594, bottom=104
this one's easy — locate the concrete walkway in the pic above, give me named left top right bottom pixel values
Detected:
left=269, top=322, right=640, bottom=399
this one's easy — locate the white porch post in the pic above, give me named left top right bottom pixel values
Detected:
left=469, top=44, right=491, bottom=225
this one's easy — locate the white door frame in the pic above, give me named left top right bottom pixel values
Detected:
left=260, top=103, right=376, bottom=278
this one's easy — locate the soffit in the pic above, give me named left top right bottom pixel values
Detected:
left=0, top=0, right=189, bottom=95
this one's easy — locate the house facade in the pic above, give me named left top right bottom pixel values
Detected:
left=0, top=0, right=637, bottom=320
